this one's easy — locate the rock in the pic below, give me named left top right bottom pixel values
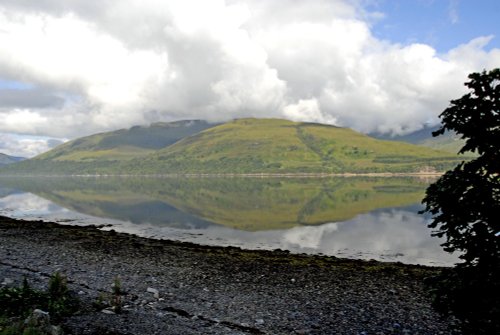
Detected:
left=101, top=308, right=116, bottom=314
left=0, top=217, right=459, bottom=335
left=24, top=309, right=62, bottom=335
left=25, top=309, right=50, bottom=327
left=1, top=277, right=13, bottom=285
left=51, top=325, right=63, bottom=335
left=147, top=287, right=160, bottom=299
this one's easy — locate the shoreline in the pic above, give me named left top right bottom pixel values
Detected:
left=0, top=215, right=459, bottom=334
left=0, top=172, right=444, bottom=178
left=0, top=215, right=442, bottom=269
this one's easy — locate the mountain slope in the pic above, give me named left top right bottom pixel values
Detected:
left=371, top=126, right=467, bottom=154
left=35, top=120, right=215, bottom=162
left=417, top=133, right=468, bottom=154
left=1, top=118, right=464, bottom=175
left=0, top=153, right=25, bottom=166
left=129, top=118, right=463, bottom=174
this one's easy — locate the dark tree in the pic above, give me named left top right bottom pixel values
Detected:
left=422, top=68, right=499, bottom=334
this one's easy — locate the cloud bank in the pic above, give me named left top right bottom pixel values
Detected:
left=0, top=0, right=499, bottom=155
left=0, top=133, right=63, bottom=158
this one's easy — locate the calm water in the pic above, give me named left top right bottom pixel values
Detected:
left=0, top=176, right=458, bottom=266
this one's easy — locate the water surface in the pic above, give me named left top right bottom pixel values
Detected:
left=0, top=176, right=458, bottom=266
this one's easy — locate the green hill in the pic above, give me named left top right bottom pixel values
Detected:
left=129, top=118, right=464, bottom=174
left=34, top=120, right=214, bottom=162
left=1, top=118, right=465, bottom=175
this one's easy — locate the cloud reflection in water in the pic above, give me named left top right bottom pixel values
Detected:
left=0, top=185, right=459, bottom=266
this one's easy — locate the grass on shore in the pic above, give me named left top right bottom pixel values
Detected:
left=0, top=272, right=76, bottom=335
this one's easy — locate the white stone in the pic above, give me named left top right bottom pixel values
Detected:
left=101, top=308, right=116, bottom=315
left=1, top=278, right=13, bottom=285
left=147, top=287, right=160, bottom=299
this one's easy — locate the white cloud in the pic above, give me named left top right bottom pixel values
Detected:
left=0, top=0, right=498, bottom=155
left=0, top=11, right=167, bottom=125
left=0, top=133, right=65, bottom=158
left=446, top=36, right=500, bottom=69
left=283, top=99, right=336, bottom=125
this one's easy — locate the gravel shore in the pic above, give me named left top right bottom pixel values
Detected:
left=0, top=216, right=459, bottom=334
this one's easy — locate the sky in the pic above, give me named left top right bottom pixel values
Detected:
left=0, top=0, right=499, bottom=157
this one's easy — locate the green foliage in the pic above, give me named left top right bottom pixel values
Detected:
left=47, top=272, right=72, bottom=319
left=111, top=276, right=123, bottom=314
left=422, top=68, right=500, bottom=334
left=91, top=277, right=124, bottom=314
left=22, top=328, right=45, bottom=335
left=0, top=279, right=46, bottom=318
left=92, top=293, right=107, bottom=310
left=1, top=322, right=53, bottom=335
left=0, top=320, right=29, bottom=335
left=0, top=272, right=76, bottom=334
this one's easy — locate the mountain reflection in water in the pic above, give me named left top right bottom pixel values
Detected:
left=0, top=177, right=458, bottom=266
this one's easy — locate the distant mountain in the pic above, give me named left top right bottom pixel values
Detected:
left=371, top=126, right=467, bottom=154
left=416, top=132, right=469, bottom=155
left=0, top=153, right=26, bottom=166
left=370, top=126, right=439, bottom=143
left=1, top=118, right=464, bottom=175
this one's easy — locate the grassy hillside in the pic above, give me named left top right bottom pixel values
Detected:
left=129, top=118, right=463, bottom=174
left=34, top=120, right=214, bottom=162
left=1, top=118, right=465, bottom=175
